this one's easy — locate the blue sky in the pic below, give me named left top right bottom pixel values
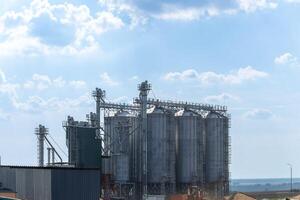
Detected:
left=1, top=0, right=300, bottom=179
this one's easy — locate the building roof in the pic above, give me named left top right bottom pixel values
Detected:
left=0, top=187, right=15, bottom=194
left=288, top=194, right=300, bottom=200
left=0, top=189, right=15, bottom=193
left=0, top=165, right=101, bottom=171
left=225, top=192, right=256, bottom=200
left=0, top=197, right=21, bottom=200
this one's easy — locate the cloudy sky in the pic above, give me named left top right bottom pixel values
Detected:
left=1, top=0, right=300, bottom=179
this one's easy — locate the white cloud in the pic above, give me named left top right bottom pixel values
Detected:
left=99, top=0, right=279, bottom=23
left=0, top=0, right=284, bottom=55
left=24, top=74, right=51, bottom=90
left=0, top=68, right=18, bottom=100
left=156, top=6, right=220, bottom=21
left=23, top=74, right=86, bottom=90
left=285, top=0, right=300, bottom=3
left=164, top=69, right=198, bottom=81
left=69, top=80, right=87, bottom=89
left=274, top=52, right=298, bottom=66
left=0, top=82, right=20, bottom=116
left=23, top=81, right=34, bottom=89
left=99, top=0, right=147, bottom=28
left=12, top=94, right=93, bottom=113
left=237, top=0, right=278, bottom=13
left=129, top=75, right=139, bottom=81
left=32, top=73, right=52, bottom=90
left=0, top=108, right=10, bottom=120
left=204, top=93, right=240, bottom=103
left=0, top=69, right=93, bottom=115
left=100, top=72, right=119, bottom=86
left=0, top=69, right=7, bottom=83
left=244, top=108, right=274, bottom=119
left=163, top=66, right=268, bottom=85
left=0, top=0, right=124, bottom=56
left=0, top=71, right=91, bottom=114
left=32, top=74, right=51, bottom=83
left=53, top=77, right=66, bottom=88
left=0, top=82, right=19, bottom=99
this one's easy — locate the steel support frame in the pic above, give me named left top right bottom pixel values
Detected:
left=134, top=98, right=227, bottom=113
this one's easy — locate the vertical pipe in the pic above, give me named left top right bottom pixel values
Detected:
left=38, top=133, right=44, bottom=166
left=36, top=125, right=47, bottom=167
left=47, top=148, right=51, bottom=165
left=287, top=163, right=293, bottom=193
left=52, top=148, right=55, bottom=164
left=93, top=88, right=105, bottom=158
left=138, top=81, right=151, bottom=199
left=291, top=165, right=293, bottom=192
left=96, top=90, right=101, bottom=129
left=93, top=89, right=105, bottom=169
left=93, top=88, right=105, bottom=130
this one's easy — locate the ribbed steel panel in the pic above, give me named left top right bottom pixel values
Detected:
left=104, top=111, right=138, bottom=182
left=205, top=112, right=227, bottom=183
left=66, top=126, right=101, bottom=168
left=51, top=168, right=101, bottom=200
left=34, top=169, right=52, bottom=200
left=175, top=110, right=204, bottom=185
left=0, top=167, right=16, bottom=191
left=147, top=107, right=176, bottom=185
left=15, top=168, right=51, bottom=200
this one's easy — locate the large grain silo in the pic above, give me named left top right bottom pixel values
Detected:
left=175, top=109, right=204, bottom=192
left=205, top=111, right=229, bottom=197
left=104, top=111, right=138, bottom=183
left=146, top=106, right=176, bottom=195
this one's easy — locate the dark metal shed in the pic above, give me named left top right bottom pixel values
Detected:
left=65, top=122, right=102, bottom=169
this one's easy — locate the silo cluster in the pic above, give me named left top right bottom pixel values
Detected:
left=102, top=106, right=230, bottom=197
left=72, top=81, right=231, bottom=199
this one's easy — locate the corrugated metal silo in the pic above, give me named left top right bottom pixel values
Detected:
left=104, top=111, right=138, bottom=182
left=147, top=106, right=176, bottom=194
left=175, top=109, right=204, bottom=191
left=205, top=112, right=228, bottom=184
left=65, top=117, right=102, bottom=169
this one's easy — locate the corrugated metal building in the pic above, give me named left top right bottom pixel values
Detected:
left=0, top=166, right=101, bottom=200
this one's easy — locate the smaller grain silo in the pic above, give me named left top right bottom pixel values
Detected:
left=175, top=109, right=204, bottom=192
left=104, top=111, right=138, bottom=183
